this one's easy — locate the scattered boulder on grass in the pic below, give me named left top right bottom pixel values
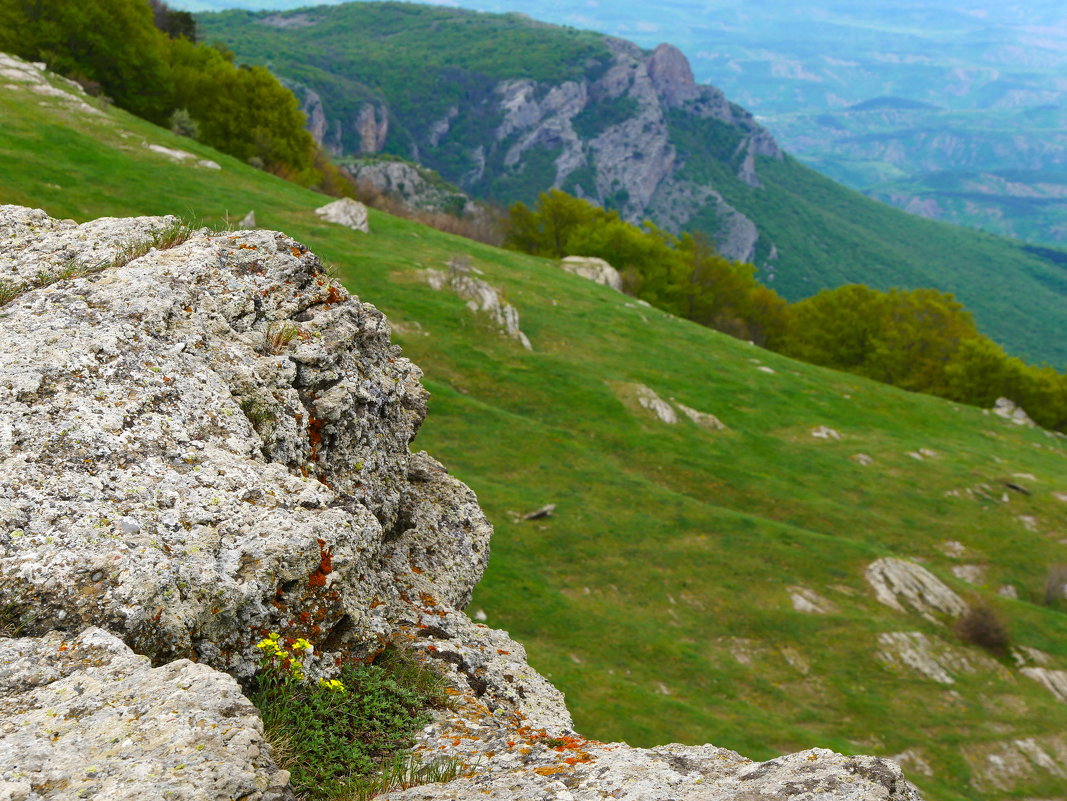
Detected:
left=1020, top=667, right=1067, bottom=703
left=673, top=400, right=726, bottom=430
left=788, top=586, right=835, bottom=614
left=635, top=384, right=678, bottom=424
left=993, top=397, right=1036, bottom=427
left=314, top=197, right=370, bottom=232
left=865, top=558, right=968, bottom=622
left=426, top=258, right=532, bottom=349
left=951, top=565, right=986, bottom=585
left=612, top=383, right=726, bottom=429
left=559, top=255, right=623, bottom=292
left=239, top=210, right=256, bottom=229
left=523, top=504, right=556, bottom=520
left=876, top=631, right=994, bottom=685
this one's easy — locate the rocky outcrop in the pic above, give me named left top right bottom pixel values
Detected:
left=0, top=628, right=290, bottom=801
left=877, top=631, right=1004, bottom=685
left=0, top=207, right=922, bottom=800
left=356, top=102, right=389, bottom=154
left=426, top=259, right=532, bottom=350
left=646, top=43, right=701, bottom=108
left=342, top=158, right=477, bottom=217
left=0, top=52, right=100, bottom=118
left=280, top=30, right=781, bottom=263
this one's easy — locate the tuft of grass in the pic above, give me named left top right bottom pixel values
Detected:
left=341, top=754, right=464, bottom=801
left=0, top=604, right=27, bottom=638
left=110, top=219, right=191, bottom=269
left=372, top=644, right=457, bottom=711
left=239, top=396, right=277, bottom=433
left=0, top=279, right=23, bottom=306
left=252, top=644, right=457, bottom=801
left=263, top=321, right=301, bottom=355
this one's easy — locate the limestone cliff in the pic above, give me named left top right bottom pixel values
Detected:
left=0, top=207, right=918, bottom=800
left=292, top=41, right=779, bottom=266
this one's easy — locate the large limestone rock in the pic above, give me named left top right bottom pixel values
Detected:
left=0, top=206, right=489, bottom=678
left=314, top=197, right=370, bottom=232
left=0, top=627, right=290, bottom=800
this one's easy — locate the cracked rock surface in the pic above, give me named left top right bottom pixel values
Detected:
left=0, top=627, right=291, bottom=801
left=0, top=206, right=490, bottom=678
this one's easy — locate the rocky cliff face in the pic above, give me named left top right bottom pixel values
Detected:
left=296, top=41, right=780, bottom=265
left=0, top=206, right=919, bottom=800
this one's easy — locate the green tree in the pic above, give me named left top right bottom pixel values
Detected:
left=0, top=0, right=173, bottom=122
left=167, top=37, right=317, bottom=177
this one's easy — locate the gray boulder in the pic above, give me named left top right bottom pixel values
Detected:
left=0, top=627, right=290, bottom=801
left=993, top=397, right=1036, bottom=426
left=314, top=197, right=370, bottom=232
left=560, top=255, right=624, bottom=292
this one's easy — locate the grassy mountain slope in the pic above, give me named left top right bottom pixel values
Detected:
left=5, top=61, right=1067, bottom=801
left=196, top=3, right=1067, bottom=368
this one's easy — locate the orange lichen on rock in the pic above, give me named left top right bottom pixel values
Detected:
left=308, top=539, right=333, bottom=587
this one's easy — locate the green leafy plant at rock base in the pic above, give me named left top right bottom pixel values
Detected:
left=251, top=636, right=459, bottom=800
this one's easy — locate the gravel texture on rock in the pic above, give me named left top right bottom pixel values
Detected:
left=0, top=206, right=490, bottom=678
left=0, top=627, right=291, bottom=801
